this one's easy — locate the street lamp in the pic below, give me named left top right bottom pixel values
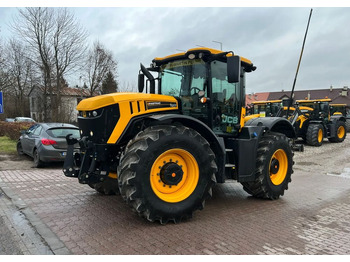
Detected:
left=212, top=40, right=222, bottom=50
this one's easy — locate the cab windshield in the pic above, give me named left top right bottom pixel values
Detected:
left=160, top=59, right=206, bottom=97
left=159, top=58, right=242, bottom=134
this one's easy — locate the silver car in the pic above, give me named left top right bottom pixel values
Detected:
left=17, top=123, right=80, bottom=167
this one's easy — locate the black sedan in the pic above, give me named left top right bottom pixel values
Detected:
left=17, top=123, right=80, bottom=167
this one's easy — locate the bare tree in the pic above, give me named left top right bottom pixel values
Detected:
left=52, top=8, right=87, bottom=121
left=84, top=41, right=118, bottom=96
left=119, top=80, right=137, bottom=92
left=4, top=39, right=38, bottom=116
left=10, top=7, right=88, bottom=121
left=0, top=31, right=10, bottom=92
left=10, top=7, right=54, bottom=120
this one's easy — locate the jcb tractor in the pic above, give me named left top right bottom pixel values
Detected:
left=251, top=100, right=283, bottom=117
left=63, top=47, right=296, bottom=224
left=292, top=99, right=347, bottom=146
left=245, top=100, right=283, bottom=122
left=330, top=103, right=350, bottom=132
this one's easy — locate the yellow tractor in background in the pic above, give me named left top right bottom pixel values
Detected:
left=245, top=100, right=282, bottom=122
left=63, top=47, right=296, bottom=224
left=293, top=99, right=347, bottom=146
left=330, top=103, right=350, bottom=132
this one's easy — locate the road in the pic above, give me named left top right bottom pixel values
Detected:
left=0, top=137, right=350, bottom=254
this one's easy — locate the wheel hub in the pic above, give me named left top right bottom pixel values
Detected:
left=270, top=159, right=280, bottom=174
left=160, top=162, right=184, bottom=186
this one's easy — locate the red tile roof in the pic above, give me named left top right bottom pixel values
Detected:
left=267, top=87, right=350, bottom=106
left=245, top=92, right=270, bottom=106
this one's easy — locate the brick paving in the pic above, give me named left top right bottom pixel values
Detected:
left=0, top=167, right=349, bottom=254
left=0, top=188, right=53, bottom=254
left=1, top=141, right=350, bottom=254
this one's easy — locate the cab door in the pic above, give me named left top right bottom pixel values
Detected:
left=210, top=60, right=241, bottom=136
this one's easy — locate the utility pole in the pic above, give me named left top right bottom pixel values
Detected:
left=212, top=40, right=222, bottom=50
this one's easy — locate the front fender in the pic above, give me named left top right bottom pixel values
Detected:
left=145, top=114, right=226, bottom=183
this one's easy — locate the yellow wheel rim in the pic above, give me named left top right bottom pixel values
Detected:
left=150, top=149, right=199, bottom=203
left=318, top=128, right=323, bottom=143
left=337, top=125, right=345, bottom=139
left=269, top=149, right=288, bottom=186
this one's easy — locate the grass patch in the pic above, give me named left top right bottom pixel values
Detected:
left=0, top=136, right=17, bottom=154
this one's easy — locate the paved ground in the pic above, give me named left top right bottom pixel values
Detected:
left=0, top=138, right=350, bottom=255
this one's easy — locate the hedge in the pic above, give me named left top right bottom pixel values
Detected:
left=0, top=122, right=33, bottom=141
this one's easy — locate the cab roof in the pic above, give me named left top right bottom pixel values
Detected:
left=153, top=47, right=255, bottom=72
left=296, top=98, right=332, bottom=103
left=252, top=100, right=282, bottom=104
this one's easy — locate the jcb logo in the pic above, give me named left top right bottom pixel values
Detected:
left=221, top=114, right=238, bottom=124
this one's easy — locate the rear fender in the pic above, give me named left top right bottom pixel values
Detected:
left=245, top=117, right=296, bottom=138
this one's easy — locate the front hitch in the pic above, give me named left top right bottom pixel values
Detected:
left=63, top=134, right=80, bottom=177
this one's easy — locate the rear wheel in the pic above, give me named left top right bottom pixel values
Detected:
left=306, top=123, right=324, bottom=146
left=329, top=121, right=346, bottom=142
left=118, top=125, right=217, bottom=224
left=241, top=132, right=294, bottom=199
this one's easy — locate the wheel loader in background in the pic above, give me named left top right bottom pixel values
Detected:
left=63, top=47, right=296, bottom=224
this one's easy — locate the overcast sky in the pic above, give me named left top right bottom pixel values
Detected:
left=0, top=2, right=349, bottom=94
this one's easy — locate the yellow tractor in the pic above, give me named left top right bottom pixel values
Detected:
left=245, top=100, right=282, bottom=122
left=330, top=103, right=350, bottom=132
left=63, top=47, right=295, bottom=224
left=293, top=99, right=347, bottom=146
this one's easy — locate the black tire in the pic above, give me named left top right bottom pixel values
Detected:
left=241, top=132, right=294, bottom=200
left=118, top=125, right=217, bottom=224
left=33, top=149, right=43, bottom=168
left=17, top=141, right=24, bottom=155
left=328, top=121, right=346, bottom=143
left=345, top=119, right=350, bottom=133
left=88, top=176, right=120, bottom=195
left=346, top=119, right=350, bottom=133
left=306, top=123, right=324, bottom=146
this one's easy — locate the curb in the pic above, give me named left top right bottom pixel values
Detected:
left=0, top=183, right=72, bottom=255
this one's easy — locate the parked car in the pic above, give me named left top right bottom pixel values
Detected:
left=14, top=117, right=36, bottom=123
left=5, top=118, right=15, bottom=122
left=17, top=123, right=80, bottom=167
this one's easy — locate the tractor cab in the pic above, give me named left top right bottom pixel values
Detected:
left=251, top=100, right=282, bottom=117
left=330, top=104, right=347, bottom=116
left=141, top=48, right=256, bottom=137
left=295, top=99, right=331, bottom=122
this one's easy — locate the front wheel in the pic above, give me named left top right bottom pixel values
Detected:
left=33, top=149, right=43, bottom=168
left=241, top=132, right=294, bottom=199
left=17, top=141, right=24, bottom=155
left=118, top=125, right=217, bottom=224
left=306, top=123, right=324, bottom=146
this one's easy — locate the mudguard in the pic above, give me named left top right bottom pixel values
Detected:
left=144, top=114, right=226, bottom=183
left=245, top=116, right=296, bottom=138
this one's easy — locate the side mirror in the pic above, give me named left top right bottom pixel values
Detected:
left=227, top=56, right=241, bottom=83
left=138, top=73, right=145, bottom=93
